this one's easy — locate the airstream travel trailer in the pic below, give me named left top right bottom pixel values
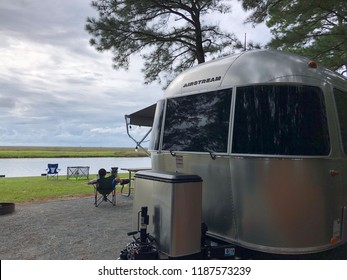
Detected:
left=124, top=49, right=347, bottom=258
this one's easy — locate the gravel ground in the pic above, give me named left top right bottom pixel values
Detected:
left=0, top=195, right=134, bottom=260
left=1, top=195, right=347, bottom=260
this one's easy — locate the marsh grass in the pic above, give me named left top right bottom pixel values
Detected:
left=0, top=174, right=128, bottom=204
left=0, top=146, right=148, bottom=158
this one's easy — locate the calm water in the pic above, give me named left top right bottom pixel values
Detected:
left=0, top=157, right=151, bottom=178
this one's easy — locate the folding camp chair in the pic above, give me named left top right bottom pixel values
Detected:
left=93, top=175, right=116, bottom=207
left=46, top=163, right=60, bottom=179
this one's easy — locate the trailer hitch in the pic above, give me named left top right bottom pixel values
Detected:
left=119, top=206, right=158, bottom=260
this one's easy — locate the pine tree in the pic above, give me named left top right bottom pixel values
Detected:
left=240, top=0, right=347, bottom=75
left=85, top=0, right=244, bottom=86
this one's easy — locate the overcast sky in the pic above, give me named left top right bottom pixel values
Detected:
left=0, top=0, right=271, bottom=147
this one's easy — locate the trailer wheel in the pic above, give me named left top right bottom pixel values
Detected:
left=0, top=203, right=15, bottom=215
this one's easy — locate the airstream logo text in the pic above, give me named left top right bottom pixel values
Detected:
left=183, top=76, right=222, bottom=88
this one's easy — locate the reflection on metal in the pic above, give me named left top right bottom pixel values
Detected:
left=126, top=49, right=347, bottom=256
left=133, top=170, right=202, bottom=258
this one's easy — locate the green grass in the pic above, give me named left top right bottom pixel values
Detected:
left=0, top=146, right=143, bottom=203
left=0, top=146, right=148, bottom=158
left=0, top=174, right=128, bottom=204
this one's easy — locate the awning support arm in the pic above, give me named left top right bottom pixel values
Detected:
left=125, top=115, right=152, bottom=157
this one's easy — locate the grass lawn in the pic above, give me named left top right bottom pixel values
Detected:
left=0, top=174, right=128, bottom=204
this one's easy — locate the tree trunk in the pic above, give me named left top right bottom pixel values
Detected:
left=191, top=3, right=205, bottom=64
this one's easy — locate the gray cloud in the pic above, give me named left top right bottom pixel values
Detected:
left=0, top=0, right=270, bottom=147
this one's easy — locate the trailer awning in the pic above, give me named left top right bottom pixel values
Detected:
left=125, top=103, right=156, bottom=127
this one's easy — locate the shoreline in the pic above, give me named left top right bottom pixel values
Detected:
left=0, top=146, right=148, bottom=158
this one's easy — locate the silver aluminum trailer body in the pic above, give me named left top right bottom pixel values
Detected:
left=128, top=50, right=347, bottom=255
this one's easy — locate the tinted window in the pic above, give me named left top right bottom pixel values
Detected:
left=334, top=89, right=347, bottom=154
left=149, top=100, right=165, bottom=151
left=232, top=85, right=330, bottom=156
left=162, top=89, right=232, bottom=152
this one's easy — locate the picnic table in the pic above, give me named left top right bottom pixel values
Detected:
left=120, top=167, right=151, bottom=196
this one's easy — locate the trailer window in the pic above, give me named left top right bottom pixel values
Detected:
left=149, top=100, right=165, bottom=151
left=334, top=89, right=347, bottom=155
left=232, top=85, right=330, bottom=156
left=162, top=89, right=232, bottom=152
